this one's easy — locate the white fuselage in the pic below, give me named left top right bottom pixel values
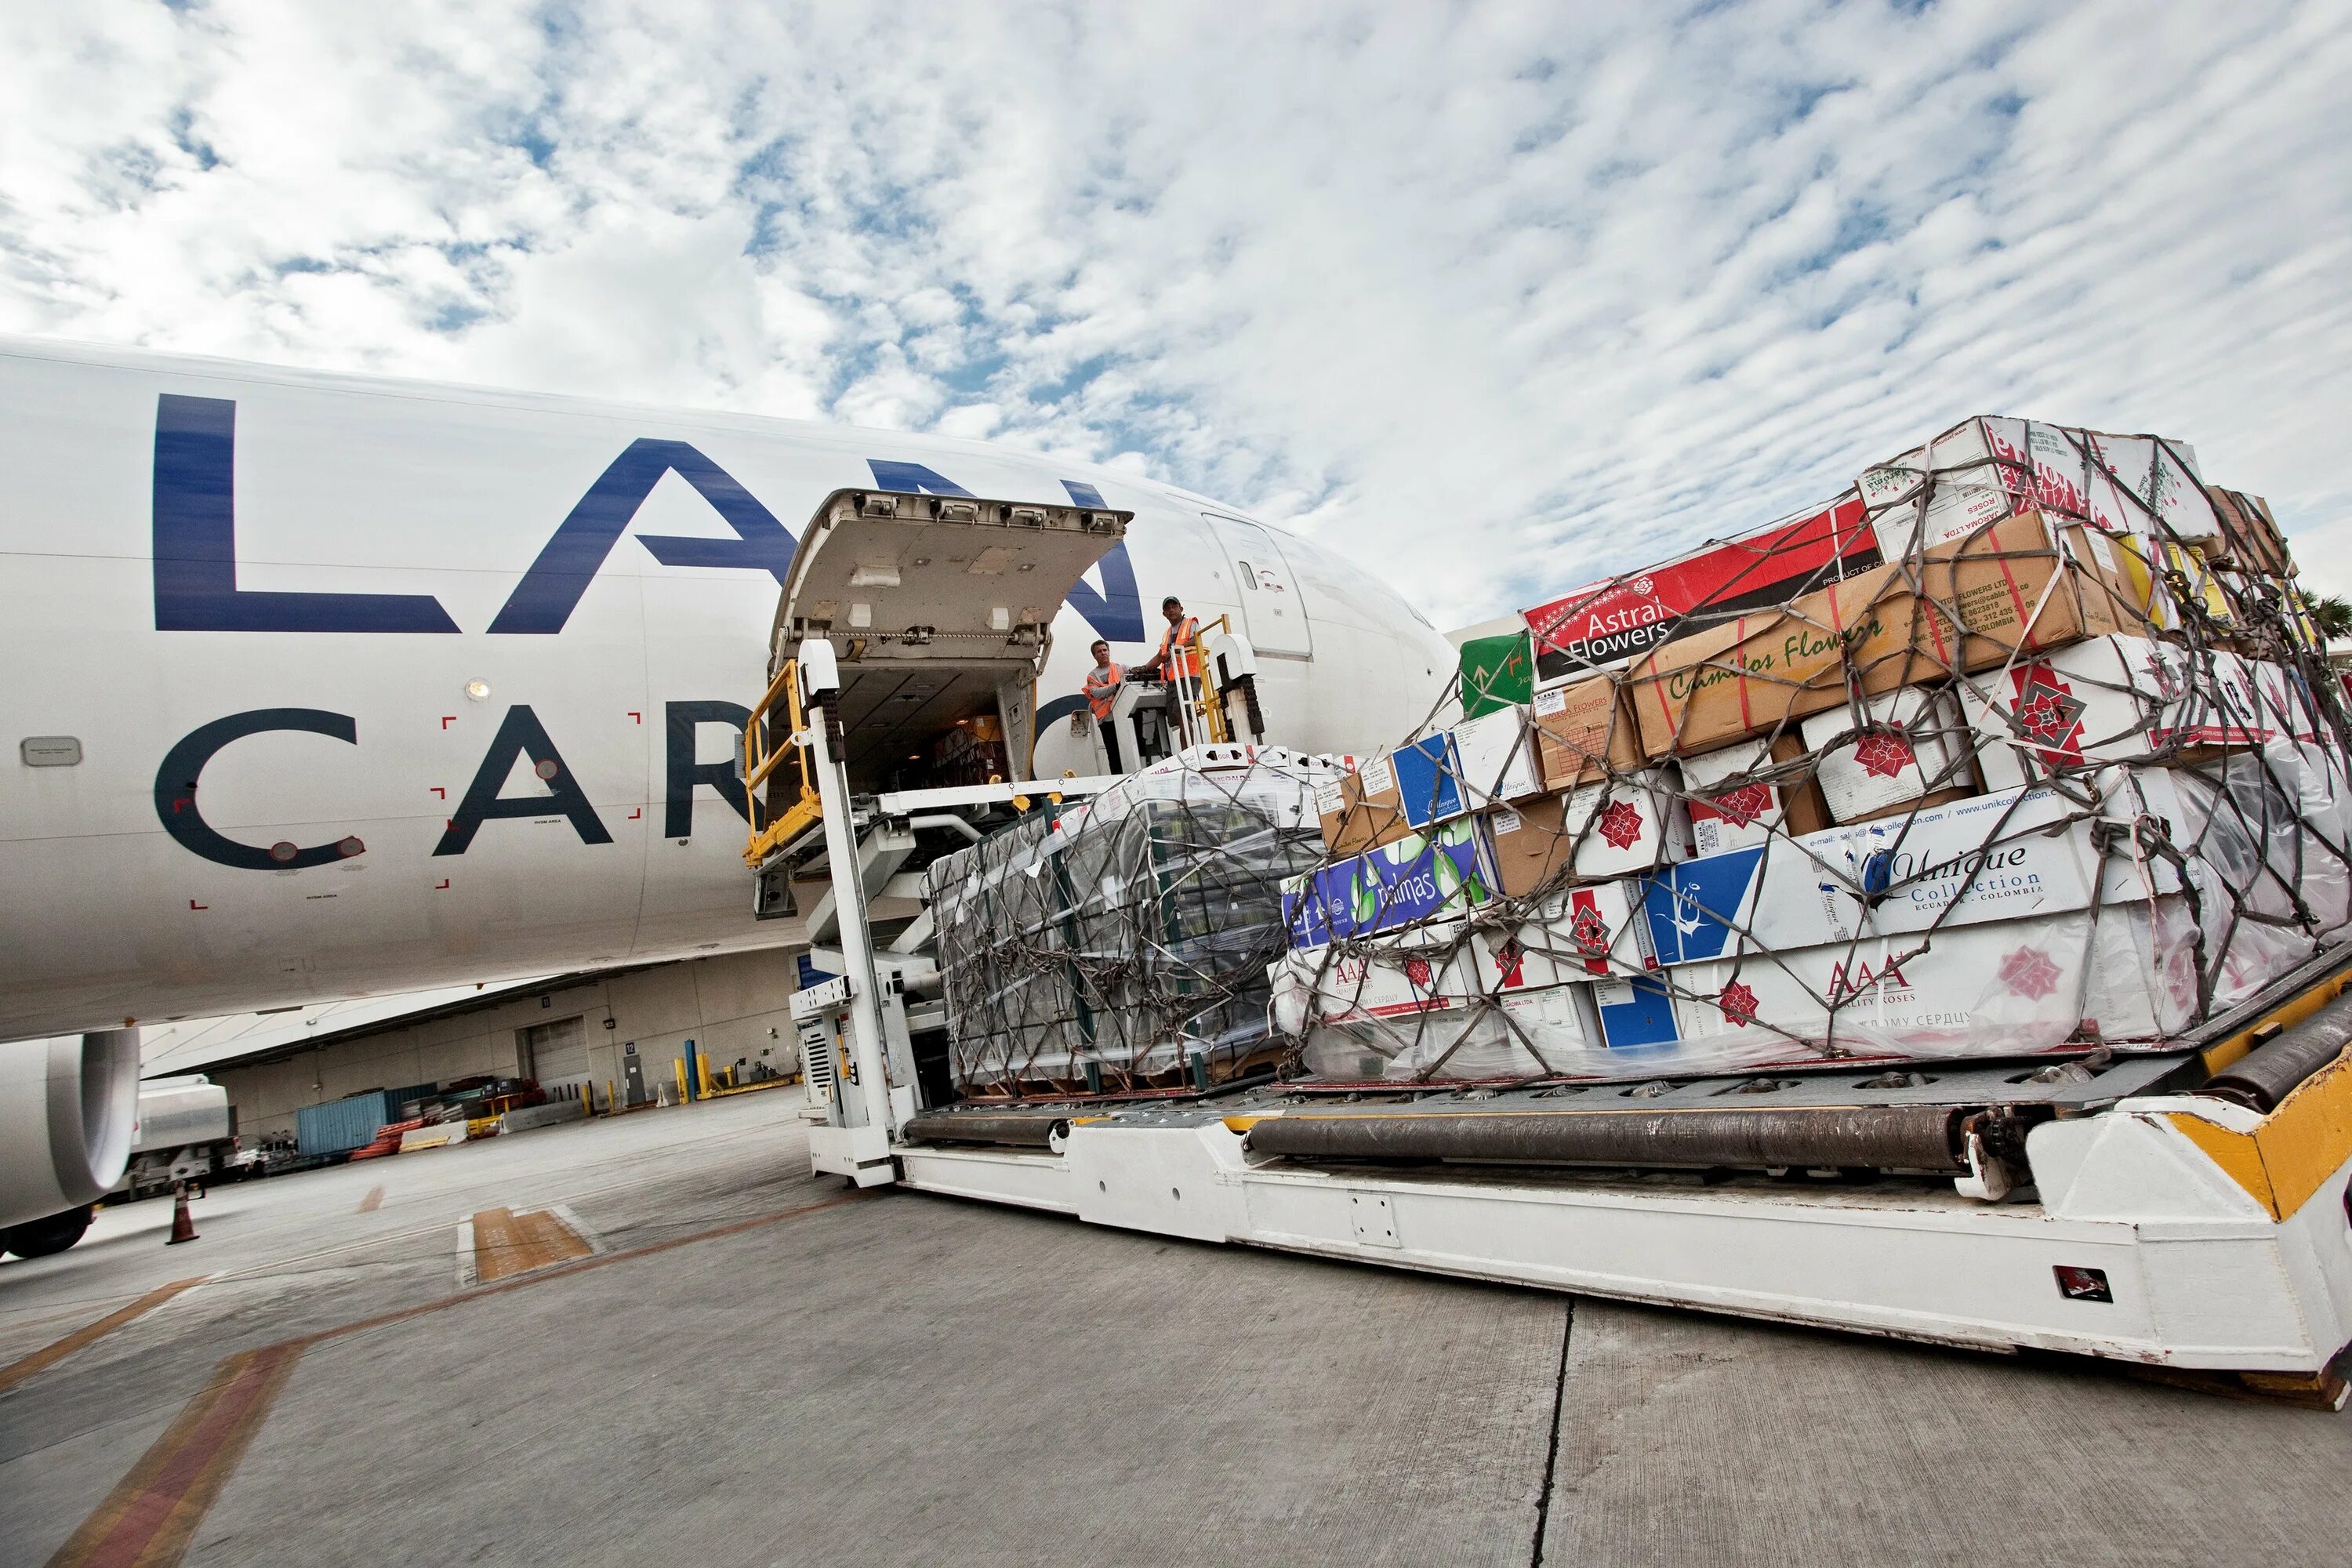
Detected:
left=0, top=338, right=1455, bottom=1039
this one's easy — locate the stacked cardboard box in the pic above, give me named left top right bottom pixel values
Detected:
left=1274, top=416, right=2350, bottom=1085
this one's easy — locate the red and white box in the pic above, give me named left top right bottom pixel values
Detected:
left=1272, top=916, right=1611, bottom=1082
left=1860, top=416, right=2212, bottom=561
left=1958, top=636, right=2279, bottom=793
left=1481, top=879, right=1656, bottom=989
left=1522, top=493, right=1875, bottom=679
left=1798, top=687, right=1976, bottom=825
left=1678, top=736, right=1789, bottom=857
left=1560, top=768, right=1690, bottom=879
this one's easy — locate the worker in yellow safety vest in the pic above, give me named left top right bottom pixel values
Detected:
left=1137, top=595, right=1201, bottom=682
left=1083, top=640, right=1123, bottom=720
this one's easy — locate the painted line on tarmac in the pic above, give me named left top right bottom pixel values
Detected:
left=467, top=1205, right=593, bottom=1283
left=47, top=1189, right=868, bottom=1568
left=43, top=1341, right=301, bottom=1568
left=0, top=1278, right=209, bottom=1396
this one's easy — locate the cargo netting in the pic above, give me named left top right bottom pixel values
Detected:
left=927, top=746, right=1344, bottom=1097
left=1272, top=417, right=2352, bottom=1086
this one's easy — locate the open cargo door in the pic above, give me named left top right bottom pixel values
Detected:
left=768, top=489, right=1131, bottom=793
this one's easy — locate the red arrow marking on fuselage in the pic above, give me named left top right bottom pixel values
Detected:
left=189, top=901, right=207, bottom=910
left=434, top=880, right=449, bottom=891
left=441, top=716, right=456, bottom=729
left=430, top=787, right=445, bottom=799
left=628, top=711, right=641, bottom=724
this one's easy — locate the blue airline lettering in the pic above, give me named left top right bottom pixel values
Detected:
left=433, top=705, right=612, bottom=853
left=147, top=398, right=1148, bottom=644
left=866, top=459, right=975, bottom=496
left=153, top=708, right=367, bottom=869
left=152, top=396, right=460, bottom=633
left=489, top=441, right=797, bottom=633
left=664, top=700, right=753, bottom=838
left=1059, top=480, right=1146, bottom=644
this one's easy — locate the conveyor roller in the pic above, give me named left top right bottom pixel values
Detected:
left=1244, top=1104, right=1970, bottom=1171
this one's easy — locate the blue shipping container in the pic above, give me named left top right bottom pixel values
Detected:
left=295, top=1083, right=439, bottom=1158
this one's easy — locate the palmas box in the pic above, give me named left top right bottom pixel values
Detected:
left=1624, top=510, right=2141, bottom=758
left=1283, top=818, right=1493, bottom=949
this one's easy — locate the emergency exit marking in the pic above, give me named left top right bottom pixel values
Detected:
left=2054, top=1265, right=2112, bottom=1303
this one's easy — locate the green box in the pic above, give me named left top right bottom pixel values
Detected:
left=1458, top=630, right=1534, bottom=718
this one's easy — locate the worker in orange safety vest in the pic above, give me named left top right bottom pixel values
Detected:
left=1136, top=595, right=1201, bottom=682
left=1083, top=639, right=1127, bottom=771
left=1083, top=640, right=1123, bottom=721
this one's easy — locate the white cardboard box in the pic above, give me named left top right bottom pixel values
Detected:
left=1560, top=768, right=1690, bottom=879
left=1639, top=779, right=2183, bottom=967
left=1668, top=898, right=2198, bottom=1069
left=1957, top=636, right=2279, bottom=793
left=1273, top=917, right=1612, bottom=1081
left=1799, top=687, right=1976, bottom=824
left=1480, top=879, right=1654, bottom=989
left=1678, top=737, right=1788, bottom=857
left=1860, top=416, right=2208, bottom=561
left=1448, top=703, right=1544, bottom=811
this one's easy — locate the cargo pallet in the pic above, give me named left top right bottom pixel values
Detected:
left=756, top=485, right=2352, bottom=1399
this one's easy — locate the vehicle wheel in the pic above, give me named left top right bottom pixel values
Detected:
left=2, top=1205, right=95, bottom=1258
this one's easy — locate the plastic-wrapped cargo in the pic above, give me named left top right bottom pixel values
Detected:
left=1273, top=416, right=2352, bottom=1087
left=927, top=748, right=1338, bottom=1097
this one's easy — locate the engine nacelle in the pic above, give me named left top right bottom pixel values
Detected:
left=0, top=1029, right=140, bottom=1227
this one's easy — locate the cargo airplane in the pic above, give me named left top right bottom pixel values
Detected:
left=0, top=336, right=1457, bottom=1231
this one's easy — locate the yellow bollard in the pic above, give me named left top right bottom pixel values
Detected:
left=698, top=1054, right=715, bottom=1098
left=673, top=1057, right=688, bottom=1102
left=605, top=1079, right=615, bottom=1115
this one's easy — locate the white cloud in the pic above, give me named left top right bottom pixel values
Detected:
left=1, top=0, right=2346, bottom=625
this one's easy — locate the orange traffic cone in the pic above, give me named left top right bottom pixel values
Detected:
left=166, top=1181, right=199, bottom=1246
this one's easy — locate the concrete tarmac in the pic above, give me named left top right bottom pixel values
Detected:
left=5, top=1091, right=2350, bottom=1566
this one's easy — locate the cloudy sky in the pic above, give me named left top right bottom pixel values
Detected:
left=3, top=1, right=2347, bottom=622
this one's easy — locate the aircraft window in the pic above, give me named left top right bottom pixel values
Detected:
left=1236, top=558, right=1256, bottom=590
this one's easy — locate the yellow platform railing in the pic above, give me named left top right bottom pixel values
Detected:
left=742, top=659, right=825, bottom=867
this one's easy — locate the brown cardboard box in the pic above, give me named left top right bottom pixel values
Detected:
left=1314, top=761, right=1411, bottom=858
left=1531, top=673, right=1644, bottom=790
left=2206, top=487, right=2296, bottom=579
left=1625, top=511, right=2140, bottom=758
left=1481, top=793, right=1576, bottom=899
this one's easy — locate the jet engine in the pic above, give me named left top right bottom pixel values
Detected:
left=0, top=1029, right=141, bottom=1230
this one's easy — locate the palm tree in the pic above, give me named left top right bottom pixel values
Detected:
left=2312, top=596, right=2352, bottom=644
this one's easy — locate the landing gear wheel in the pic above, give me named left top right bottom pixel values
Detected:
left=2, top=1205, right=95, bottom=1258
